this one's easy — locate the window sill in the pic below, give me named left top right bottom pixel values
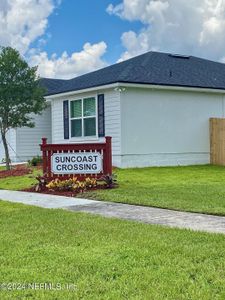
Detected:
left=68, top=136, right=104, bottom=144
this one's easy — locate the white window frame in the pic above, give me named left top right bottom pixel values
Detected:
left=69, top=96, right=98, bottom=140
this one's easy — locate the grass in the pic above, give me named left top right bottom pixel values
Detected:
left=0, top=167, right=41, bottom=191
left=1, top=201, right=225, bottom=299
left=82, top=165, right=225, bottom=216
left=1, top=164, right=225, bottom=216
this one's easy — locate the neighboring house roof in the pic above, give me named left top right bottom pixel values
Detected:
left=41, top=51, right=225, bottom=96
left=40, top=78, right=67, bottom=95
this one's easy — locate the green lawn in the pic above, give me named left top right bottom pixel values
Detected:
left=1, top=165, right=225, bottom=216
left=0, top=167, right=41, bottom=190
left=83, top=165, right=225, bottom=216
left=0, top=201, right=225, bottom=299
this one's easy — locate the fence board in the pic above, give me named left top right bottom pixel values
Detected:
left=210, top=118, right=225, bottom=166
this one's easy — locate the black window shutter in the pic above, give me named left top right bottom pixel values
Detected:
left=98, top=94, right=105, bottom=137
left=63, top=100, right=69, bottom=139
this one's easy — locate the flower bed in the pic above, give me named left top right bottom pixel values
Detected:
left=23, top=174, right=117, bottom=197
left=0, top=164, right=32, bottom=178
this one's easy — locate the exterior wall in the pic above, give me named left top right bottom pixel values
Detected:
left=15, top=105, right=52, bottom=161
left=51, top=89, right=122, bottom=166
left=120, top=87, right=225, bottom=167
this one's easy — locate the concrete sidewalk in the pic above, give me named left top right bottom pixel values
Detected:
left=0, top=190, right=99, bottom=208
left=1, top=189, right=225, bottom=234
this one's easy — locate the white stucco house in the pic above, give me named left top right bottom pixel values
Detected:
left=3, top=51, right=225, bottom=167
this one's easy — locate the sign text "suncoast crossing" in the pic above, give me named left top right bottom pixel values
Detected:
left=51, top=152, right=102, bottom=174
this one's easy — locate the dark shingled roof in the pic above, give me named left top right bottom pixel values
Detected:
left=40, top=78, right=67, bottom=95
left=41, top=51, right=225, bottom=96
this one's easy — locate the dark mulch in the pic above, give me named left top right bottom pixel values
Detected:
left=23, top=186, right=79, bottom=197
left=0, top=164, right=32, bottom=178
left=23, top=184, right=109, bottom=197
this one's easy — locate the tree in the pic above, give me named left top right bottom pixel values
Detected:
left=0, top=46, right=46, bottom=170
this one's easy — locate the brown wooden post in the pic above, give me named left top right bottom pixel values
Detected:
left=105, top=136, right=112, bottom=175
left=47, top=150, right=52, bottom=178
left=41, top=138, right=47, bottom=175
left=210, top=118, right=225, bottom=165
left=42, top=137, right=47, bottom=146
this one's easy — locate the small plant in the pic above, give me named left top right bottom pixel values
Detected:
left=99, top=174, right=117, bottom=188
left=35, top=175, right=48, bottom=192
left=46, top=177, right=78, bottom=191
left=85, top=177, right=97, bottom=189
left=45, top=177, right=97, bottom=193
left=28, top=156, right=43, bottom=167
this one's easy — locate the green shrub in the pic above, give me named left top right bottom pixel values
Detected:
left=28, top=156, right=43, bottom=166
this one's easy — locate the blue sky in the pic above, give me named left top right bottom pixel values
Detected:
left=1, top=0, right=225, bottom=79
left=32, top=0, right=142, bottom=64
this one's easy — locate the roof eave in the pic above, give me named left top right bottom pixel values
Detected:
left=44, top=82, right=120, bottom=99
left=45, top=81, right=225, bottom=100
left=120, top=82, right=225, bottom=94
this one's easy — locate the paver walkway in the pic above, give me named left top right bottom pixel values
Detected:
left=1, top=190, right=225, bottom=234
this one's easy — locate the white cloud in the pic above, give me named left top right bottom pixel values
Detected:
left=108, top=0, right=225, bottom=62
left=29, top=42, right=107, bottom=79
left=0, top=0, right=56, bottom=55
left=0, top=0, right=108, bottom=79
left=118, top=31, right=150, bottom=62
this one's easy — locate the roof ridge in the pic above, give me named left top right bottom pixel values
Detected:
left=41, top=77, right=68, bottom=82
left=67, top=51, right=155, bottom=82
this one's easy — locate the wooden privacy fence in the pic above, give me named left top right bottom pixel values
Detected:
left=210, top=118, right=225, bottom=166
left=40, top=136, right=112, bottom=181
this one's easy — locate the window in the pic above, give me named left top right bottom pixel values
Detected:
left=70, top=97, right=97, bottom=138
